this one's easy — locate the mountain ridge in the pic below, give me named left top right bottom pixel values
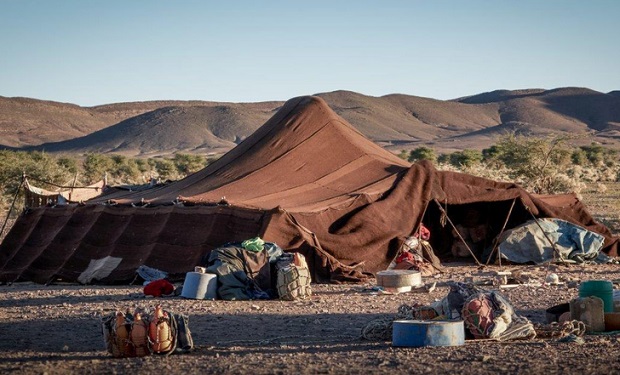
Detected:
left=1, top=87, right=619, bottom=156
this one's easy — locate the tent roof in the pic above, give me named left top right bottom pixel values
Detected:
left=93, top=96, right=410, bottom=212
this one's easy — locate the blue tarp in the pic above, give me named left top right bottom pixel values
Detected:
left=496, top=218, right=605, bottom=264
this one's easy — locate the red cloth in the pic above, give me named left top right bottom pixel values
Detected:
left=144, top=279, right=175, bottom=297
left=414, top=224, right=431, bottom=240
left=396, top=251, right=415, bottom=264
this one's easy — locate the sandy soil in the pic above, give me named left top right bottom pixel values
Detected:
left=1, top=262, right=619, bottom=375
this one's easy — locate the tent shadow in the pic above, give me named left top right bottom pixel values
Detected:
left=0, top=292, right=144, bottom=308
left=0, top=312, right=391, bottom=353
left=204, top=340, right=390, bottom=357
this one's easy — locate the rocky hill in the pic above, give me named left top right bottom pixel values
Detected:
left=1, top=87, right=619, bottom=156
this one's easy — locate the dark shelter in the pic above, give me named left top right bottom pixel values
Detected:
left=1, top=96, right=617, bottom=284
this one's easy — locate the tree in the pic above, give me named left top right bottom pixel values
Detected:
left=154, top=159, right=178, bottom=181
left=135, top=159, right=151, bottom=174
left=173, top=153, right=207, bottom=175
left=396, top=150, right=409, bottom=160
left=408, top=147, right=436, bottom=163
left=83, top=154, right=113, bottom=183
left=571, top=149, right=588, bottom=166
left=580, top=143, right=606, bottom=165
left=448, top=149, right=482, bottom=168
left=57, top=157, right=78, bottom=175
left=491, top=133, right=574, bottom=193
left=437, top=153, right=450, bottom=164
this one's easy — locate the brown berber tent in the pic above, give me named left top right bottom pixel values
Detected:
left=0, top=96, right=617, bottom=284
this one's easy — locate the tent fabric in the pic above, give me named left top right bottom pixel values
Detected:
left=0, top=96, right=618, bottom=284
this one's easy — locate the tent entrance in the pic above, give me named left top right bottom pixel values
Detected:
left=421, top=200, right=530, bottom=264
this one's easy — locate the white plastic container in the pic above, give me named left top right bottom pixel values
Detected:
left=181, top=272, right=217, bottom=300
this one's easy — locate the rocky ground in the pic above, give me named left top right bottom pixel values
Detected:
left=1, top=262, right=619, bottom=375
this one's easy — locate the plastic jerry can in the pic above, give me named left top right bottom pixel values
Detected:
left=570, top=296, right=605, bottom=333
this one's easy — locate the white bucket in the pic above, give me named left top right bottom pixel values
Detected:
left=181, top=272, right=217, bottom=300
left=376, top=270, right=422, bottom=292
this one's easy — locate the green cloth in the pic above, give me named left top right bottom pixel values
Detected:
left=241, top=237, right=265, bottom=252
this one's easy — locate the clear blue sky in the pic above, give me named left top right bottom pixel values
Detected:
left=1, top=0, right=618, bottom=106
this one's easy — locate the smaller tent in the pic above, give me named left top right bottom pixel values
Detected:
left=23, top=177, right=107, bottom=208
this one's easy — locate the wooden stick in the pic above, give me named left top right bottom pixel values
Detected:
left=523, top=205, right=563, bottom=285
left=0, top=173, right=25, bottom=239
left=433, top=199, right=482, bottom=266
left=485, top=198, right=517, bottom=267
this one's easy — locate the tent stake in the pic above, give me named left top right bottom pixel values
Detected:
left=0, top=173, right=25, bottom=240
left=433, top=199, right=482, bottom=266
left=485, top=198, right=517, bottom=268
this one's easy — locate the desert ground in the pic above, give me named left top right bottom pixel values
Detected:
left=1, top=263, right=619, bottom=375
left=0, top=185, right=619, bottom=374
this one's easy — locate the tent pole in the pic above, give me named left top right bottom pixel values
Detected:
left=69, top=173, right=78, bottom=202
left=0, top=173, right=26, bottom=240
left=433, top=199, right=482, bottom=266
left=411, top=200, right=429, bottom=238
left=485, top=198, right=517, bottom=267
left=524, top=206, right=562, bottom=259
left=415, top=202, right=447, bottom=273
left=523, top=205, right=564, bottom=284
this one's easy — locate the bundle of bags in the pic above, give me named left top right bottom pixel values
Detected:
left=418, top=282, right=536, bottom=341
left=101, top=304, right=193, bottom=357
left=203, top=237, right=312, bottom=301
left=275, top=252, right=312, bottom=301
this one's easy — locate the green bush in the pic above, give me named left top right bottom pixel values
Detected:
left=153, top=158, right=179, bottom=181
left=448, top=149, right=482, bottom=168
left=571, top=149, right=588, bottom=166
left=396, top=150, right=409, bottom=160
left=437, top=153, right=450, bottom=164
left=475, top=134, right=574, bottom=193
left=173, top=153, right=207, bottom=175
left=408, top=147, right=436, bottom=163
left=584, top=144, right=604, bottom=165
left=83, top=153, right=114, bottom=183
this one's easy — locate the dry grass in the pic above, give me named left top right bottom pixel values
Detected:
left=580, top=181, right=620, bottom=235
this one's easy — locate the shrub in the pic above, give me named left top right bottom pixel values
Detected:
left=437, top=153, right=450, bottom=164
left=83, top=154, right=114, bottom=183
left=408, top=147, right=436, bottom=163
left=584, top=144, right=605, bottom=164
left=396, top=150, right=409, bottom=160
left=173, top=153, right=207, bottom=175
left=487, top=133, right=575, bottom=194
left=448, top=149, right=482, bottom=168
left=0, top=151, right=75, bottom=218
left=153, top=158, right=179, bottom=181
left=571, top=149, right=588, bottom=166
